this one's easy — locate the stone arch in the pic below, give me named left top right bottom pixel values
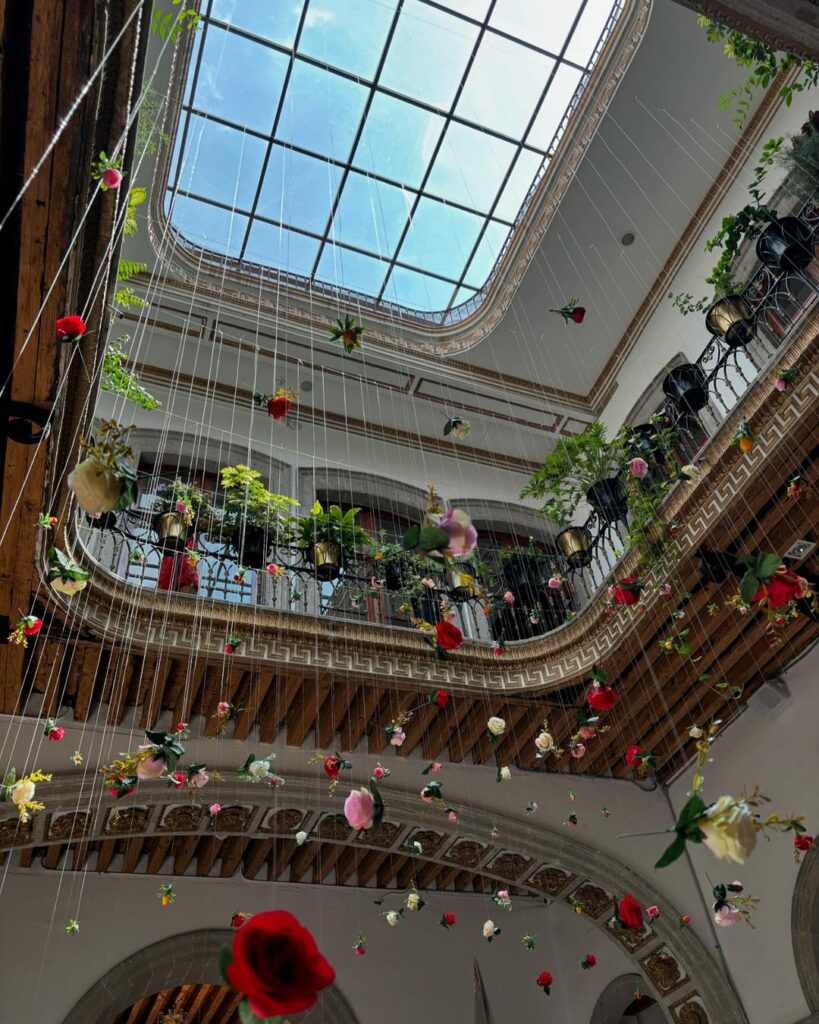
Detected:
left=590, top=973, right=664, bottom=1023
left=60, top=928, right=359, bottom=1024
left=792, top=845, right=819, bottom=1013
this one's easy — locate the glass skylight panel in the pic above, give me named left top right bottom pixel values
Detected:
left=210, top=0, right=304, bottom=47
left=192, top=25, right=288, bottom=133
left=297, top=0, right=398, bottom=79
left=168, top=0, right=623, bottom=320
left=255, top=146, right=343, bottom=235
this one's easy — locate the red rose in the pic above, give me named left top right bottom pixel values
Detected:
left=231, top=912, right=250, bottom=928
left=537, top=971, right=553, bottom=993
left=444, top=912, right=455, bottom=925
left=611, top=577, right=641, bottom=605
left=434, top=689, right=450, bottom=708
left=47, top=725, right=64, bottom=741
left=585, top=953, right=596, bottom=966
left=617, top=894, right=643, bottom=930
left=752, top=569, right=807, bottom=609
left=586, top=685, right=618, bottom=711
left=571, top=306, right=586, bottom=323
left=225, top=910, right=335, bottom=1018
left=268, top=396, right=292, bottom=421
left=625, top=744, right=643, bottom=766
left=55, top=315, right=87, bottom=340
left=794, top=834, right=814, bottom=852
left=169, top=771, right=186, bottom=788
left=435, top=620, right=463, bottom=651
left=323, top=756, right=341, bottom=780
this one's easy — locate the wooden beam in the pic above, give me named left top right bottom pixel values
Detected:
left=339, top=685, right=382, bottom=752
left=220, top=836, right=250, bottom=878
left=286, top=675, right=330, bottom=748
left=242, top=838, right=274, bottom=880
left=172, top=835, right=199, bottom=875
left=233, top=670, right=276, bottom=741
left=196, top=837, right=223, bottom=877
left=73, top=646, right=104, bottom=722
left=317, top=680, right=358, bottom=750
left=146, top=837, right=171, bottom=875
left=122, top=837, right=144, bottom=873
left=258, top=674, right=303, bottom=744
left=96, top=839, right=117, bottom=872
left=202, top=666, right=247, bottom=738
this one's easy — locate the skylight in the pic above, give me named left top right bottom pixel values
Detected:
left=166, top=0, right=624, bottom=323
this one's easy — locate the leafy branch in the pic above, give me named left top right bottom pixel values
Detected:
left=100, top=336, right=160, bottom=410
left=151, top=0, right=201, bottom=44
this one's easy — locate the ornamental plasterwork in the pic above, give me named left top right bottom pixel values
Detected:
left=49, top=322, right=819, bottom=697
left=2, top=775, right=742, bottom=1024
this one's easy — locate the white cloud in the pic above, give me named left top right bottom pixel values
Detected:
left=301, top=6, right=334, bottom=28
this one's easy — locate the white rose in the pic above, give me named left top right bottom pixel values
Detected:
left=406, top=892, right=421, bottom=911
left=11, top=779, right=36, bottom=806
left=386, top=910, right=401, bottom=927
left=487, top=717, right=506, bottom=736
left=51, top=577, right=88, bottom=596
left=680, top=464, right=699, bottom=482
left=295, top=831, right=308, bottom=846
left=535, top=731, right=553, bottom=753
left=499, top=766, right=511, bottom=781
left=248, top=759, right=269, bottom=780
left=700, top=796, right=757, bottom=864
left=451, top=419, right=471, bottom=440
left=688, top=726, right=704, bottom=740
left=482, top=920, right=496, bottom=939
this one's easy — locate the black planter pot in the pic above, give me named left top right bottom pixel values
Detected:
left=384, top=562, right=405, bottom=592
left=756, top=216, right=814, bottom=274
left=623, top=423, right=669, bottom=483
left=705, top=295, right=755, bottom=349
left=556, top=526, right=592, bottom=569
left=86, top=511, right=118, bottom=531
left=663, top=363, right=708, bottom=414
left=586, top=477, right=628, bottom=523
left=231, top=524, right=268, bottom=569
left=152, top=511, right=188, bottom=553
left=501, top=553, right=543, bottom=608
left=412, top=592, right=442, bottom=625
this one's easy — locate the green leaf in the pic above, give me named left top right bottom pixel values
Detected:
left=116, top=259, right=149, bottom=282
left=124, top=187, right=147, bottom=236
left=418, top=526, right=450, bottom=552
left=655, top=834, right=687, bottom=869
left=676, top=793, right=706, bottom=829
left=756, top=553, right=781, bottom=579
left=443, top=421, right=453, bottom=436
left=219, top=945, right=232, bottom=985
left=401, top=525, right=420, bottom=550
left=740, top=574, right=760, bottom=604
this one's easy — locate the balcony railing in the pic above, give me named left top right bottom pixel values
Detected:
left=77, top=197, right=819, bottom=644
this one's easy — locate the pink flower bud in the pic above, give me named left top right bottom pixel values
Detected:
left=571, top=743, right=586, bottom=758
left=448, top=810, right=458, bottom=823
left=774, top=377, right=787, bottom=391
left=502, top=591, right=515, bottom=604
left=646, top=905, right=660, bottom=920
left=102, top=167, right=123, bottom=189
left=629, top=457, right=649, bottom=478
left=209, top=803, right=221, bottom=816
left=547, top=576, right=562, bottom=589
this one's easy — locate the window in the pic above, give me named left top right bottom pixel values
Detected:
left=166, top=0, right=624, bottom=322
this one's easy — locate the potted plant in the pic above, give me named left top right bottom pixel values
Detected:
left=704, top=295, right=755, bottom=348
left=521, top=423, right=626, bottom=525
left=219, top=465, right=297, bottom=568
left=555, top=526, right=592, bottom=568
left=152, top=479, right=210, bottom=552
left=67, top=420, right=138, bottom=516
left=755, top=215, right=814, bottom=273
left=662, top=363, right=709, bottom=414
left=290, top=501, right=372, bottom=581
left=497, top=541, right=549, bottom=599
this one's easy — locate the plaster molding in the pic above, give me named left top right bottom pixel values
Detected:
left=46, top=317, right=819, bottom=695
left=673, top=0, right=819, bottom=59
left=12, top=774, right=744, bottom=1024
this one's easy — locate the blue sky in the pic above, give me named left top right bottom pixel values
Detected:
left=166, top=0, right=620, bottom=317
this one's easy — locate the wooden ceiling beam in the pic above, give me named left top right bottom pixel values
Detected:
left=146, top=837, right=171, bottom=874
left=232, top=670, right=276, bottom=741
left=268, top=838, right=298, bottom=881
left=242, top=838, right=275, bottom=880
left=286, top=675, right=330, bottom=748
left=196, top=836, right=223, bottom=877
left=172, top=835, right=199, bottom=875
left=338, top=685, right=382, bottom=753
left=258, top=673, right=304, bottom=744
left=202, top=666, right=247, bottom=738
left=421, top=698, right=473, bottom=760
left=317, top=679, right=359, bottom=750
left=315, top=842, right=346, bottom=884
left=96, top=839, right=117, bottom=872
left=220, top=836, right=250, bottom=878
left=122, top=837, right=145, bottom=873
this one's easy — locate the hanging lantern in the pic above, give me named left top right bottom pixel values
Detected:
left=556, top=526, right=592, bottom=568
left=705, top=295, right=755, bottom=348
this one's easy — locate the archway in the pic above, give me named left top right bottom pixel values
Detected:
left=591, top=973, right=665, bottom=1023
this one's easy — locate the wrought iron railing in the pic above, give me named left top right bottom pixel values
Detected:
left=77, top=197, right=818, bottom=642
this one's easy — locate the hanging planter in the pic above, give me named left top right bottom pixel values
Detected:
left=662, top=363, right=708, bottom=414
left=705, top=295, right=755, bottom=348
left=755, top=216, right=814, bottom=274
left=153, top=511, right=188, bottom=553
left=556, top=526, right=592, bottom=568
left=586, top=477, right=628, bottom=523
left=67, top=421, right=137, bottom=515
left=232, top=523, right=269, bottom=569
left=309, top=540, right=342, bottom=581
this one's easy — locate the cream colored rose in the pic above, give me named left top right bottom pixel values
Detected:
left=295, top=831, right=308, bottom=846
left=482, top=920, right=496, bottom=938
left=535, top=731, right=553, bottom=753
left=498, top=766, right=511, bottom=781
left=67, top=460, right=123, bottom=514
left=11, top=780, right=36, bottom=807
left=248, top=759, right=270, bottom=780
left=385, top=910, right=401, bottom=927
left=688, top=726, right=704, bottom=740
left=487, top=716, right=506, bottom=736
left=51, top=577, right=88, bottom=596
left=700, top=796, right=757, bottom=864
left=680, top=464, right=699, bottom=482
left=405, top=892, right=421, bottom=911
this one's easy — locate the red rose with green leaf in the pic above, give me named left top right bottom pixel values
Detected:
left=616, top=894, right=643, bottom=930
left=436, top=621, right=463, bottom=651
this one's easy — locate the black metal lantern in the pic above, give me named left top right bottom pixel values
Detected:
left=705, top=295, right=755, bottom=348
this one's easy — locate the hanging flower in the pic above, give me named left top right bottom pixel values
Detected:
left=221, top=910, right=335, bottom=1020
left=224, top=634, right=243, bottom=656
left=794, top=834, right=815, bottom=862
left=774, top=365, right=798, bottom=391
left=646, top=905, right=660, bottom=921
left=266, top=563, right=285, bottom=578
left=689, top=725, right=704, bottom=740
left=587, top=683, right=618, bottom=711
left=625, top=744, right=645, bottom=767
left=8, top=615, right=43, bottom=646
left=751, top=567, right=808, bottom=609
left=535, top=730, right=554, bottom=754
left=208, top=803, right=222, bottom=817
left=432, top=507, right=478, bottom=556
left=610, top=577, right=642, bottom=605
left=389, top=726, right=406, bottom=748
left=158, top=883, right=176, bottom=906
left=570, top=743, right=586, bottom=759
left=344, top=783, right=382, bottom=831
left=614, top=895, right=643, bottom=930
left=65, top=919, right=80, bottom=935
left=167, top=770, right=186, bottom=789
left=732, top=421, right=756, bottom=453
left=372, top=762, right=389, bottom=781
left=430, top=689, right=450, bottom=709
left=440, top=911, right=456, bottom=929
left=295, top=830, right=308, bottom=846
left=502, top=590, right=515, bottom=605
left=536, top=970, right=554, bottom=994
left=483, top=920, right=500, bottom=941
left=679, top=463, right=699, bottom=482
left=447, top=809, right=458, bottom=823
left=579, top=724, right=597, bottom=740
left=55, top=315, right=88, bottom=342
left=493, top=890, right=512, bottom=910
left=420, top=781, right=443, bottom=804
left=699, top=796, right=758, bottom=864
left=550, top=297, right=585, bottom=323
left=421, top=761, right=442, bottom=776
left=214, top=701, right=238, bottom=734
left=581, top=953, right=596, bottom=970
left=435, top=620, right=464, bottom=652
left=491, top=640, right=506, bottom=657
left=353, top=935, right=367, bottom=956
left=329, top=314, right=363, bottom=354
left=786, top=475, right=806, bottom=501
left=231, top=912, right=252, bottom=929
left=37, top=512, right=58, bottom=529
left=253, top=386, right=299, bottom=421
left=385, top=910, right=402, bottom=927
left=564, top=813, right=578, bottom=827
left=628, top=457, right=649, bottom=478
left=525, top=801, right=537, bottom=815
left=70, top=750, right=83, bottom=765
left=497, top=766, right=511, bottom=783
left=443, top=416, right=470, bottom=440
left=679, top=915, right=691, bottom=927
left=405, top=887, right=425, bottom=912
left=0, top=769, right=51, bottom=822
left=521, top=933, right=536, bottom=951
left=236, top=753, right=280, bottom=785
left=486, top=716, right=506, bottom=740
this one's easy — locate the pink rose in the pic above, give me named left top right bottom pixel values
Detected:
left=715, top=906, right=742, bottom=927
left=629, top=457, right=649, bottom=478
left=373, top=765, right=386, bottom=780
left=497, top=890, right=509, bottom=900
left=503, top=591, right=515, bottom=604
left=547, top=576, right=562, bottom=589
left=344, top=788, right=376, bottom=831
left=389, top=729, right=406, bottom=747
left=102, top=167, right=123, bottom=189
left=430, top=762, right=442, bottom=774
left=433, top=507, right=478, bottom=557
left=136, top=749, right=166, bottom=780
left=660, top=583, right=672, bottom=596
left=774, top=377, right=787, bottom=391
left=579, top=725, right=596, bottom=740
left=217, top=701, right=231, bottom=716
left=209, top=803, right=222, bottom=815
left=447, top=810, right=458, bottom=823
left=175, top=499, right=188, bottom=514
left=188, top=769, right=209, bottom=789
left=646, top=905, right=660, bottom=920
left=571, top=743, right=586, bottom=759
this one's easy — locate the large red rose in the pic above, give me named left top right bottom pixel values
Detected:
left=55, top=315, right=87, bottom=340
left=323, top=756, right=340, bottom=780
left=570, top=306, right=586, bottom=323
left=226, top=910, right=335, bottom=1018
left=617, top=895, right=643, bottom=930
left=587, top=685, right=618, bottom=712
left=611, top=577, right=642, bottom=605
left=625, top=744, right=643, bottom=766
left=434, top=689, right=450, bottom=708
left=537, top=970, right=553, bottom=993
left=436, top=620, right=463, bottom=651
left=268, top=396, right=292, bottom=421
left=752, top=568, right=808, bottom=609
left=794, top=834, right=814, bottom=852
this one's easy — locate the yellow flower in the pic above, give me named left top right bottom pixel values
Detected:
left=700, top=796, right=757, bottom=864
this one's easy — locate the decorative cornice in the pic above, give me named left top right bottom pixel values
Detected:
left=47, top=316, right=819, bottom=695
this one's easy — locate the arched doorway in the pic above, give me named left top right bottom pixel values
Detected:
left=590, top=973, right=666, bottom=1023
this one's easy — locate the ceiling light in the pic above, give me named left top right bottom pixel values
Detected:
left=620, top=232, right=635, bottom=246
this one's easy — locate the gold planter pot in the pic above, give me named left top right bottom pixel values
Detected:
left=705, top=295, right=754, bottom=348
left=310, top=541, right=342, bottom=581
left=556, top=526, right=592, bottom=569
left=153, top=511, right=188, bottom=553
left=448, top=568, right=476, bottom=599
